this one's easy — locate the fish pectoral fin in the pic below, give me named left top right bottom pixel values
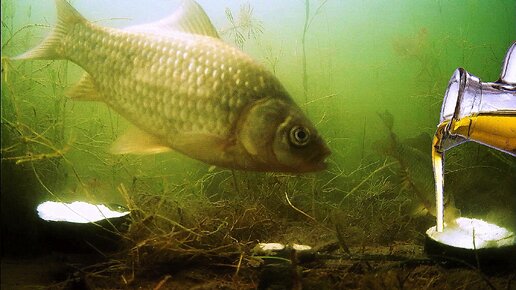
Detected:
left=110, top=126, right=172, bottom=155
left=67, top=73, right=103, bottom=101
left=127, top=0, right=219, bottom=38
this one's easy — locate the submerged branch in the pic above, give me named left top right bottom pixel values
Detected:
left=2, top=147, right=69, bottom=164
left=1, top=117, right=74, bottom=164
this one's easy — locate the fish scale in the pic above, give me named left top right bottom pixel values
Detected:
left=73, top=30, right=250, bottom=139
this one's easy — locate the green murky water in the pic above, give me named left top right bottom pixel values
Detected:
left=1, top=0, right=515, bottom=287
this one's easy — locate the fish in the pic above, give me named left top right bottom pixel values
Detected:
left=13, top=0, right=330, bottom=173
left=375, top=111, right=460, bottom=222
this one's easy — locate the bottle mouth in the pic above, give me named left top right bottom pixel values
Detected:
left=437, top=68, right=480, bottom=152
left=499, top=41, right=516, bottom=85
left=440, top=68, right=466, bottom=124
left=440, top=67, right=485, bottom=124
left=440, top=42, right=516, bottom=124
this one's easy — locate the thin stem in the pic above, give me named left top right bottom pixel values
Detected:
left=301, top=0, right=310, bottom=103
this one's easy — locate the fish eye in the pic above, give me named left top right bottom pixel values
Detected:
left=289, top=126, right=310, bottom=147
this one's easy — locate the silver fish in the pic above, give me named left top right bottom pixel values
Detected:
left=15, top=0, right=330, bottom=173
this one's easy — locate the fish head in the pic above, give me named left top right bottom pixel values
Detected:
left=238, top=97, right=331, bottom=173
left=272, top=107, right=331, bottom=172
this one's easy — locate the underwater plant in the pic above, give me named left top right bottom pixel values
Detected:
left=260, top=43, right=284, bottom=75
left=222, top=2, right=263, bottom=49
left=301, top=0, right=329, bottom=103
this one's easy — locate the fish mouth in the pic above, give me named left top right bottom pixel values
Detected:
left=306, top=145, right=331, bottom=172
left=281, top=148, right=330, bottom=173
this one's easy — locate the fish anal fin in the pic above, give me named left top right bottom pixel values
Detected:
left=110, top=127, right=172, bottom=155
left=67, top=73, right=103, bottom=101
left=127, top=0, right=219, bottom=38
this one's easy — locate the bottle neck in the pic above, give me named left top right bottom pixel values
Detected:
left=437, top=68, right=516, bottom=153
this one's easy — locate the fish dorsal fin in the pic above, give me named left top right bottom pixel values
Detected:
left=171, top=0, right=220, bottom=38
left=110, top=126, right=172, bottom=155
left=127, top=0, right=219, bottom=38
left=67, top=73, right=103, bottom=101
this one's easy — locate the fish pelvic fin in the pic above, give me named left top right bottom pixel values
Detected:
left=12, top=0, right=86, bottom=60
left=110, top=126, right=172, bottom=155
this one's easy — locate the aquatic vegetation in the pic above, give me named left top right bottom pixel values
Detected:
left=391, top=27, right=447, bottom=124
left=301, top=0, right=329, bottom=103
left=74, top=170, right=337, bottom=286
left=261, top=44, right=284, bottom=75
left=223, top=2, right=263, bottom=49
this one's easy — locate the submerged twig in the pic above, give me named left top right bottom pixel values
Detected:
left=303, top=93, right=336, bottom=106
left=285, top=191, right=316, bottom=222
left=153, top=275, right=171, bottom=290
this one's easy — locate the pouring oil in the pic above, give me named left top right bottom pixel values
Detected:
left=432, top=112, right=516, bottom=233
left=432, top=121, right=447, bottom=232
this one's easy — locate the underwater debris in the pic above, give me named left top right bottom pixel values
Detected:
left=252, top=242, right=314, bottom=264
left=98, top=169, right=338, bottom=283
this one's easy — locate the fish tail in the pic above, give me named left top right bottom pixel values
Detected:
left=12, top=0, right=86, bottom=60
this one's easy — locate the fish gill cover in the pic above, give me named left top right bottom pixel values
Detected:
left=1, top=0, right=515, bottom=288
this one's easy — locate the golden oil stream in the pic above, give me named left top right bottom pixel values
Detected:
left=432, top=112, right=516, bottom=233
left=432, top=122, right=447, bottom=232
